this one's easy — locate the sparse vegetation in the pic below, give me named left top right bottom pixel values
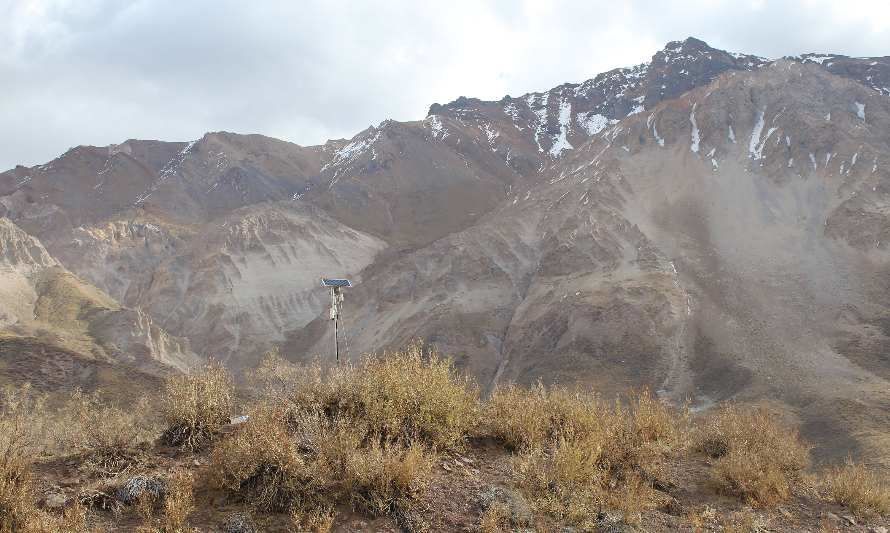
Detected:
left=504, top=386, right=685, bottom=527
left=59, top=390, right=156, bottom=473
left=478, top=501, right=510, bottom=532
left=161, top=361, right=234, bottom=450
left=213, top=343, right=464, bottom=526
left=211, top=405, right=434, bottom=523
left=342, top=343, right=481, bottom=449
left=0, top=386, right=86, bottom=533
left=2, top=344, right=889, bottom=531
left=251, top=342, right=480, bottom=449
left=824, top=461, right=890, bottom=519
left=694, top=404, right=810, bottom=506
left=161, top=470, right=195, bottom=532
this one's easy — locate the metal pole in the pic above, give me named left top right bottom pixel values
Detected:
left=334, top=307, right=340, bottom=363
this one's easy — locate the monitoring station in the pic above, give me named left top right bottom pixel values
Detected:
left=321, top=278, right=352, bottom=362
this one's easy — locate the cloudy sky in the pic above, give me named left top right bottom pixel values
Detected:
left=2, top=0, right=889, bottom=170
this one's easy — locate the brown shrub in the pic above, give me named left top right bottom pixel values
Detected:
left=0, top=386, right=42, bottom=532
left=0, top=386, right=87, bottom=533
left=479, top=501, right=510, bottom=533
left=713, top=447, right=796, bottom=507
left=347, top=342, right=480, bottom=449
left=506, top=387, right=686, bottom=526
left=161, top=470, right=194, bottom=532
left=290, top=506, right=335, bottom=532
left=211, top=404, right=433, bottom=521
left=0, top=445, right=36, bottom=532
left=59, top=390, right=156, bottom=472
left=823, top=461, right=890, bottom=519
left=161, top=361, right=234, bottom=450
left=719, top=508, right=764, bottom=533
left=252, top=342, right=480, bottom=450
left=485, top=383, right=603, bottom=450
left=248, top=348, right=306, bottom=402
left=695, top=405, right=809, bottom=506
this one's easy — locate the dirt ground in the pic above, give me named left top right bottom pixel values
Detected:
left=30, top=435, right=890, bottom=532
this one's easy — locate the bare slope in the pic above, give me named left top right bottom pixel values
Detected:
left=0, top=217, right=199, bottom=380
left=296, top=61, right=890, bottom=465
left=3, top=38, right=890, bottom=463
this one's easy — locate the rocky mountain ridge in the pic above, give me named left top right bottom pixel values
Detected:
left=3, top=37, right=890, bottom=464
left=0, top=217, right=198, bottom=393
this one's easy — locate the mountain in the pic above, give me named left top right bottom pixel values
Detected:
left=0, top=217, right=198, bottom=394
left=3, top=37, right=890, bottom=464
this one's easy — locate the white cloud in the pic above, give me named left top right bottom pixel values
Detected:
left=0, top=0, right=888, bottom=169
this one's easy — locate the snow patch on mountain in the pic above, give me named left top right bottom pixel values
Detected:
left=548, top=98, right=574, bottom=156
left=752, top=127, right=777, bottom=161
left=577, top=112, right=617, bottom=136
left=528, top=93, right=550, bottom=154
left=425, top=115, right=448, bottom=139
left=503, top=102, right=524, bottom=131
left=482, top=122, right=500, bottom=147
left=855, top=101, right=866, bottom=120
left=323, top=129, right=381, bottom=173
left=748, top=110, right=766, bottom=158
left=802, top=55, right=835, bottom=65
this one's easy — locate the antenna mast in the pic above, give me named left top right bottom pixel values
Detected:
left=321, top=278, right=352, bottom=363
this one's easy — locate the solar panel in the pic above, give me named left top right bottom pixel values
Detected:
left=321, top=278, right=352, bottom=288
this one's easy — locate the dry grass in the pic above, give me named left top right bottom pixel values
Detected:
left=478, top=501, right=510, bottom=532
left=9, top=341, right=890, bottom=531
left=719, top=507, right=765, bottom=533
left=501, top=386, right=686, bottom=527
left=695, top=405, right=809, bottom=506
left=213, top=344, right=473, bottom=526
left=485, top=383, right=599, bottom=450
left=133, top=470, right=194, bottom=533
left=58, top=390, right=157, bottom=473
left=823, top=461, right=890, bottom=519
left=0, top=386, right=87, bottom=533
left=253, top=342, right=480, bottom=450
left=161, top=361, right=234, bottom=450
left=289, top=506, right=335, bottom=532
left=211, top=406, right=433, bottom=521
left=344, top=343, right=480, bottom=449
left=161, top=470, right=194, bottom=532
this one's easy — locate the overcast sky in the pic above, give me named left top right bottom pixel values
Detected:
left=2, top=0, right=889, bottom=170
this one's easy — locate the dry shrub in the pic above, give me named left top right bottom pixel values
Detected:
left=0, top=439, right=37, bottom=532
left=487, top=384, right=685, bottom=449
left=59, top=390, right=156, bottom=472
left=0, top=386, right=87, bottom=533
left=696, top=405, right=809, bottom=506
left=349, top=343, right=480, bottom=449
left=823, top=461, right=890, bottom=519
left=211, top=407, right=311, bottom=511
left=479, top=501, right=510, bottom=532
left=252, top=342, right=480, bottom=450
left=249, top=348, right=306, bottom=402
left=161, top=470, right=194, bottom=532
left=132, top=470, right=193, bottom=533
left=505, top=387, right=686, bottom=526
left=290, top=506, right=335, bottom=532
left=161, top=361, right=234, bottom=449
left=485, top=384, right=595, bottom=450
left=211, top=405, right=433, bottom=522
left=345, top=441, right=432, bottom=516
left=719, top=507, right=765, bottom=533
left=0, top=386, right=43, bottom=532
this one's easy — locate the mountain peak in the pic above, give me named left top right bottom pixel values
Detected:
left=663, top=36, right=714, bottom=52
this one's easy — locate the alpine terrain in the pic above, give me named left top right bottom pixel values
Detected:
left=3, top=37, right=890, bottom=473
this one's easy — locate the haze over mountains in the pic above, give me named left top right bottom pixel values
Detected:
left=3, top=37, right=890, bottom=464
